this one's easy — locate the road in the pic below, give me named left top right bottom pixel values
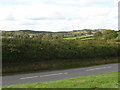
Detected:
left=2, top=63, right=119, bottom=86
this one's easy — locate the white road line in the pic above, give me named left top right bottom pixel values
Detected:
left=20, top=76, right=38, bottom=80
left=20, top=72, right=68, bottom=79
left=64, top=72, right=68, bottom=74
left=40, top=73, right=64, bottom=77
left=86, top=66, right=111, bottom=71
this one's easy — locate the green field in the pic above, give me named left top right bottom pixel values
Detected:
left=4, top=72, right=119, bottom=88
left=63, top=35, right=94, bottom=40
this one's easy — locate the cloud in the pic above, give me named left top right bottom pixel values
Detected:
left=5, top=16, right=16, bottom=21
left=49, top=0, right=115, bottom=7
left=0, top=0, right=118, bottom=31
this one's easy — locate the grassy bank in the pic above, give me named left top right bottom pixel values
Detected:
left=3, top=57, right=118, bottom=76
left=4, top=72, right=119, bottom=88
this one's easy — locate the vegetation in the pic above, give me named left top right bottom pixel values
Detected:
left=102, top=30, right=118, bottom=40
left=4, top=72, right=119, bottom=88
left=63, top=35, right=94, bottom=40
left=94, top=31, right=103, bottom=40
left=2, top=29, right=120, bottom=75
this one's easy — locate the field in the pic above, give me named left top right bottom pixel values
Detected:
left=63, top=35, right=94, bottom=40
left=3, top=72, right=119, bottom=88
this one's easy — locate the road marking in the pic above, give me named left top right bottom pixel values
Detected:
left=40, top=72, right=68, bottom=77
left=86, top=66, right=111, bottom=71
left=64, top=72, right=68, bottom=74
left=20, top=72, right=68, bottom=79
left=20, top=76, right=38, bottom=80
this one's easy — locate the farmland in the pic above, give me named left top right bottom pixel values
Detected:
left=63, top=35, right=94, bottom=40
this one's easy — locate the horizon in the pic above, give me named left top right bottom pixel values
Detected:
left=0, top=0, right=119, bottom=31
left=2, top=28, right=117, bottom=33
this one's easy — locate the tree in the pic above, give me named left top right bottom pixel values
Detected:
left=94, top=31, right=102, bottom=39
left=103, top=30, right=118, bottom=40
left=87, top=30, right=92, bottom=35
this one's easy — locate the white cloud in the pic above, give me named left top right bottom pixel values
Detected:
left=0, top=0, right=118, bottom=31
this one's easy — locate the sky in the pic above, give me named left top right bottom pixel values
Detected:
left=0, top=0, right=119, bottom=31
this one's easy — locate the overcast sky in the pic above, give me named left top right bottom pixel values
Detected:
left=0, top=0, right=119, bottom=31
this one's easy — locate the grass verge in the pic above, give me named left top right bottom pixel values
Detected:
left=3, top=57, right=118, bottom=76
left=3, top=72, right=119, bottom=88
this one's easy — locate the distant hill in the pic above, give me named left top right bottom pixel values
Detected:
left=17, top=30, right=53, bottom=34
left=2, top=29, right=116, bottom=34
left=2, top=30, right=53, bottom=34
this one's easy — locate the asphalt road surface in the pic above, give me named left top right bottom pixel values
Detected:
left=2, top=63, right=119, bottom=86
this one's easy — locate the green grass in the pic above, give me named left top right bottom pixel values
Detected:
left=80, top=37, right=95, bottom=40
left=63, top=35, right=94, bottom=40
left=4, top=72, right=119, bottom=88
left=3, top=58, right=118, bottom=76
left=79, top=35, right=93, bottom=38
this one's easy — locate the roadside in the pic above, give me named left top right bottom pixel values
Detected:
left=3, top=57, right=118, bottom=76
left=2, top=63, right=118, bottom=86
left=3, top=71, right=119, bottom=88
